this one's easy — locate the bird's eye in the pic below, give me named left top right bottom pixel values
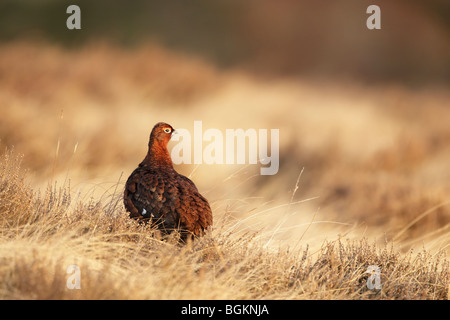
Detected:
left=164, top=128, right=172, bottom=133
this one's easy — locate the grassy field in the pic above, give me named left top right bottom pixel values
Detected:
left=0, top=42, right=449, bottom=299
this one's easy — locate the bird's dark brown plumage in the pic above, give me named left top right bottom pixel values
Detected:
left=123, top=122, right=212, bottom=241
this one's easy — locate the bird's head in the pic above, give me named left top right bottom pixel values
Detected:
left=140, top=122, right=177, bottom=168
left=150, top=122, right=176, bottom=147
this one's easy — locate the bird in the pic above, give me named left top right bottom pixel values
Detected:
left=123, top=122, right=212, bottom=242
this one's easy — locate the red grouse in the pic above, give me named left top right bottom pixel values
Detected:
left=124, top=122, right=212, bottom=241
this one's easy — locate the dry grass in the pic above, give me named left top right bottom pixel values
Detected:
left=0, top=148, right=448, bottom=300
left=0, top=42, right=449, bottom=299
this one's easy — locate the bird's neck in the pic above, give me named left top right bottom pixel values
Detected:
left=140, top=140, right=173, bottom=169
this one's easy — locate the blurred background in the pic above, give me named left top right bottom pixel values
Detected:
left=0, top=0, right=449, bottom=251
left=1, top=0, right=449, bottom=84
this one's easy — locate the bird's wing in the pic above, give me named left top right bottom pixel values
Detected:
left=124, top=170, right=141, bottom=219
left=124, top=168, right=182, bottom=229
left=175, top=176, right=213, bottom=236
left=124, top=168, right=212, bottom=236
